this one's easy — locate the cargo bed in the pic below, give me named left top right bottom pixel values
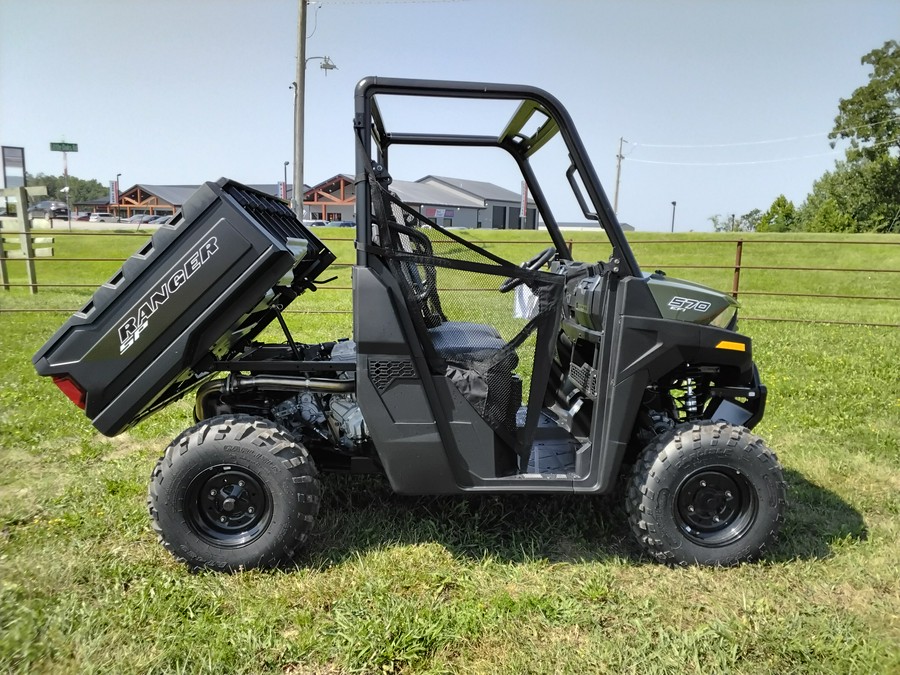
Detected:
left=33, top=179, right=335, bottom=436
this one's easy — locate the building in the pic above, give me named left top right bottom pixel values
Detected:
left=74, top=175, right=540, bottom=229
left=304, top=175, right=355, bottom=221
left=75, top=183, right=294, bottom=219
left=416, top=176, right=537, bottom=229
left=304, top=173, right=537, bottom=229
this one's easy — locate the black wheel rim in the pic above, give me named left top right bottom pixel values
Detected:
left=674, top=467, right=758, bottom=547
left=186, top=465, right=272, bottom=547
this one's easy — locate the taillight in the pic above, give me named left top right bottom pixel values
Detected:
left=52, top=375, right=86, bottom=409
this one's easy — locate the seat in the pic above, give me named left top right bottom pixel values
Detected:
left=374, top=187, right=520, bottom=431
left=428, top=321, right=504, bottom=359
left=393, top=224, right=503, bottom=361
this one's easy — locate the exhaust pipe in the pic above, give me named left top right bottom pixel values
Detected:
left=194, top=375, right=355, bottom=421
left=226, top=374, right=355, bottom=394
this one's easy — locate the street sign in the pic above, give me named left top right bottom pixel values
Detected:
left=50, top=142, right=78, bottom=152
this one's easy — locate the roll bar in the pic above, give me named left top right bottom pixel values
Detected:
left=353, top=76, right=640, bottom=278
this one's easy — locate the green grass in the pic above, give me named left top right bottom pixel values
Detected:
left=0, top=230, right=898, bottom=673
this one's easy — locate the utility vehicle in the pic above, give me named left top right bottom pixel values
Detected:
left=34, top=77, right=786, bottom=570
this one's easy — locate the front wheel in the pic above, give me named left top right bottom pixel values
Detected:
left=626, top=421, right=786, bottom=566
left=148, top=415, right=320, bottom=571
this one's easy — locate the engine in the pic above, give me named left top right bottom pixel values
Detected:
left=269, top=340, right=368, bottom=452
left=197, top=339, right=370, bottom=454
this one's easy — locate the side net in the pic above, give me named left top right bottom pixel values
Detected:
left=368, top=176, right=564, bottom=456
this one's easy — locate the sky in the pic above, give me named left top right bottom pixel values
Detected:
left=1, top=0, right=897, bottom=231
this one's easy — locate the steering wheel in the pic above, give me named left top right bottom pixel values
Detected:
left=499, top=246, right=557, bottom=293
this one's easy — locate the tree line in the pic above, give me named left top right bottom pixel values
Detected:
left=23, top=173, right=108, bottom=207
left=711, top=40, right=900, bottom=234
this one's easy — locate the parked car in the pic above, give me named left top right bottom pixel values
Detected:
left=89, top=212, right=117, bottom=223
left=28, top=200, right=69, bottom=220
left=148, top=215, right=172, bottom=225
left=330, top=220, right=356, bottom=228
left=302, top=219, right=327, bottom=227
left=124, top=214, right=156, bottom=225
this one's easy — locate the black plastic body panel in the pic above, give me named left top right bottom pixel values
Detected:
left=33, top=179, right=334, bottom=436
left=354, top=264, right=557, bottom=495
left=568, top=276, right=761, bottom=494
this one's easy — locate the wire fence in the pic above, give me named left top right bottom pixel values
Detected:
left=1, top=228, right=898, bottom=328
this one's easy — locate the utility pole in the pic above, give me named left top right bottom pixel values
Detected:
left=613, top=137, right=625, bottom=214
left=292, top=0, right=307, bottom=219
left=670, top=201, right=676, bottom=232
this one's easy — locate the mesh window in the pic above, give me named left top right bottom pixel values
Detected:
left=369, top=177, right=564, bottom=453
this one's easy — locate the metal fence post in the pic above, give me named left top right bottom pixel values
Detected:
left=731, top=239, right=743, bottom=300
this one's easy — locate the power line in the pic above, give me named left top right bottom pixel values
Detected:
left=632, top=132, right=828, bottom=150
left=307, top=1, right=323, bottom=39
left=624, top=137, right=898, bottom=167
left=626, top=151, right=839, bottom=167
left=627, top=114, right=900, bottom=150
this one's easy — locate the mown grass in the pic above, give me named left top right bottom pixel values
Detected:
left=0, top=229, right=898, bottom=673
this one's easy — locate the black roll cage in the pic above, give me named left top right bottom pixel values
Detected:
left=353, top=76, right=641, bottom=277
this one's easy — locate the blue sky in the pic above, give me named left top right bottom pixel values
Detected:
left=1, top=0, right=897, bottom=230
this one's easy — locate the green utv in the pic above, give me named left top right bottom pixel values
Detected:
left=33, top=77, right=786, bottom=570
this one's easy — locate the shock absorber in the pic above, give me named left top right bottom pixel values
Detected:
left=684, top=378, right=698, bottom=418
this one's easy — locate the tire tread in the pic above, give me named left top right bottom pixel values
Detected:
left=625, top=421, right=787, bottom=566
left=147, top=415, right=320, bottom=571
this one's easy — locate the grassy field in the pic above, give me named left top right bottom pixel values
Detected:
left=0, top=229, right=898, bottom=673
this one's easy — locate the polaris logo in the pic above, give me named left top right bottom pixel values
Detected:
left=118, top=237, right=220, bottom=354
left=668, top=296, right=712, bottom=313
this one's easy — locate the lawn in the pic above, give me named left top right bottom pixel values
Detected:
left=0, top=228, right=898, bottom=673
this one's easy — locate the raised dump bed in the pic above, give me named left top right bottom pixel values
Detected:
left=33, top=178, right=335, bottom=436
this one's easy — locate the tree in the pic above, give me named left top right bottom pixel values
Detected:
left=25, top=172, right=108, bottom=207
left=709, top=209, right=761, bottom=233
left=798, top=159, right=900, bottom=232
left=803, top=197, right=854, bottom=233
left=829, top=40, right=900, bottom=162
left=798, top=40, right=900, bottom=233
left=758, top=195, right=797, bottom=232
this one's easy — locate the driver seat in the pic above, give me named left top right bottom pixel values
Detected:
left=393, top=224, right=506, bottom=360
left=392, top=223, right=520, bottom=431
left=375, top=188, right=521, bottom=433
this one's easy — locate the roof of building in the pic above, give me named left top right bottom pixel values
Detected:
left=390, top=179, right=483, bottom=208
left=417, top=175, right=526, bottom=204
left=124, top=183, right=295, bottom=207
left=134, top=185, right=200, bottom=206
left=306, top=174, right=354, bottom=192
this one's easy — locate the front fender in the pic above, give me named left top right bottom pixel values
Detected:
left=579, top=314, right=764, bottom=494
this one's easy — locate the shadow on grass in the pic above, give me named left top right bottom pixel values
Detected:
left=302, top=466, right=867, bottom=568
left=306, top=474, right=634, bottom=567
left=769, top=467, right=868, bottom=562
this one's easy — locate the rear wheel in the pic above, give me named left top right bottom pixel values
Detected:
left=626, top=421, right=786, bottom=566
left=148, top=415, right=320, bottom=571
